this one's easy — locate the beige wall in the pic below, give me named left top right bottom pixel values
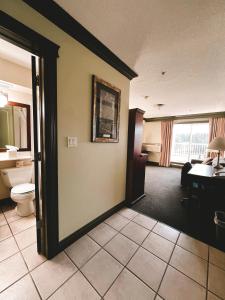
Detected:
left=0, top=0, right=130, bottom=240
left=0, top=57, right=31, bottom=89
left=143, top=121, right=161, bottom=162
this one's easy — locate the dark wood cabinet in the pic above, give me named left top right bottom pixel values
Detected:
left=126, top=108, right=147, bottom=205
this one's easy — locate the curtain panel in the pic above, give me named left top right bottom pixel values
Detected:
left=159, top=120, right=173, bottom=167
left=209, top=117, right=225, bottom=158
left=209, top=117, right=225, bottom=141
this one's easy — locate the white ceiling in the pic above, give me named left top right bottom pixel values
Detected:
left=0, top=38, right=31, bottom=69
left=54, top=0, right=225, bottom=117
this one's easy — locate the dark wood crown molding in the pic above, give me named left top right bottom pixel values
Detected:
left=23, top=0, right=138, bottom=80
left=0, top=10, right=59, bottom=57
left=144, top=111, right=225, bottom=122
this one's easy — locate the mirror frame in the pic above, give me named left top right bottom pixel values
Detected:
left=0, top=101, right=31, bottom=152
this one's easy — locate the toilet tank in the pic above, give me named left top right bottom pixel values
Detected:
left=0, top=166, right=33, bottom=188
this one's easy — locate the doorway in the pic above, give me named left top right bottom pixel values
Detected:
left=0, top=38, right=42, bottom=256
left=0, top=11, right=59, bottom=258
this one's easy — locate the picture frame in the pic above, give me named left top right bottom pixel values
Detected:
left=91, top=75, right=121, bottom=143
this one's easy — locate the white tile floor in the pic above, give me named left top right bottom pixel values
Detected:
left=0, top=205, right=225, bottom=299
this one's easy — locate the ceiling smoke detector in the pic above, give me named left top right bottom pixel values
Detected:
left=156, top=103, right=165, bottom=110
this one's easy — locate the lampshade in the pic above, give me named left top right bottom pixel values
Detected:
left=208, top=137, right=225, bottom=151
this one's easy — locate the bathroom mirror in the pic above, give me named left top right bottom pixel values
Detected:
left=0, top=101, right=31, bottom=151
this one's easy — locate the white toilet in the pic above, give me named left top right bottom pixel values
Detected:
left=0, top=166, right=35, bottom=216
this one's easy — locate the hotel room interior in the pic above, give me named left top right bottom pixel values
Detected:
left=0, top=1, right=225, bottom=299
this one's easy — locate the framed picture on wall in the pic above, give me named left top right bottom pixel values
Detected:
left=91, top=75, right=121, bottom=143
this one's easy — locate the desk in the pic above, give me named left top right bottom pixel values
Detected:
left=188, top=164, right=225, bottom=178
left=187, top=164, right=225, bottom=207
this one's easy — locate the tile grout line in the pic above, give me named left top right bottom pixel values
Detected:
left=167, top=261, right=208, bottom=289
left=45, top=263, right=79, bottom=300
left=132, top=206, right=225, bottom=255
left=87, top=217, right=192, bottom=297
left=103, top=218, right=160, bottom=298
left=0, top=208, right=133, bottom=298
left=207, top=290, right=224, bottom=300
left=80, top=226, right=131, bottom=297
left=0, top=206, right=14, bottom=241
left=101, top=218, right=185, bottom=268
left=157, top=240, right=213, bottom=297
left=9, top=226, right=42, bottom=299
left=2, top=207, right=22, bottom=224
left=102, top=223, right=157, bottom=298
left=106, top=212, right=182, bottom=246
left=3, top=205, right=35, bottom=234
left=63, top=250, right=103, bottom=299
left=155, top=232, right=180, bottom=298
left=0, top=209, right=35, bottom=295
left=104, top=215, right=158, bottom=244
left=175, top=244, right=209, bottom=262
left=205, top=246, right=210, bottom=300
left=0, top=204, right=42, bottom=298
left=62, top=216, right=140, bottom=300
left=0, top=238, right=38, bottom=265
left=166, top=242, right=210, bottom=290
left=0, top=207, right=224, bottom=299
left=87, top=217, right=157, bottom=297
left=0, top=273, right=30, bottom=295
left=29, top=273, right=42, bottom=300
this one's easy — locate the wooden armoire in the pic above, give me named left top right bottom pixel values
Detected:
left=126, top=108, right=147, bottom=205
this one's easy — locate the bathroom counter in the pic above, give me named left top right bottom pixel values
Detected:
left=0, top=154, right=32, bottom=162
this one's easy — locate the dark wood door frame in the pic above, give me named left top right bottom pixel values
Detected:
left=0, top=10, right=60, bottom=258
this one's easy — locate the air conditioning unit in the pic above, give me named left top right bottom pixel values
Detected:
left=142, top=143, right=161, bottom=153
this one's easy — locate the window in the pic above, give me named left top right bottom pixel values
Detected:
left=171, top=122, right=209, bottom=163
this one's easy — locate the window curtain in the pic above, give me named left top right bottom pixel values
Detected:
left=209, top=117, right=225, bottom=141
left=209, top=117, right=225, bottom=158
left=159, top=120, right=173, bottom=167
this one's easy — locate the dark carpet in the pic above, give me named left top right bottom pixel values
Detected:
left=132, top=165, right=225, bottom=251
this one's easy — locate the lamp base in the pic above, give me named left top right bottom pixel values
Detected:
left=214, top=164, right=223, bottom=169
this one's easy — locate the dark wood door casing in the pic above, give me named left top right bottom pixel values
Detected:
left=0, top=11, right=59, bottom=258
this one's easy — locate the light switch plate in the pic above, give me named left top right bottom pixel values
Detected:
left=67, top=136, right=78, bottom=148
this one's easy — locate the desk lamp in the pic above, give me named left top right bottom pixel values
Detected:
left=208, top=137, right=225, bottom=169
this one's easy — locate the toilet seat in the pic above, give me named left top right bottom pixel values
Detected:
left=11, top=183, right=35, bottom=195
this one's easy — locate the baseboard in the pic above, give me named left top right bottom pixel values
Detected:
left=0, top=198, right=13, bottom=207
left=146, top=161, right=159, bottom=166
left=58, top=200, right=126, bottom=251
left=170, top=163, right=183, bottom=168
left=128, top=194, right=146, bottom=206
